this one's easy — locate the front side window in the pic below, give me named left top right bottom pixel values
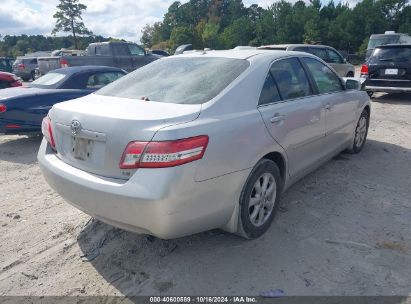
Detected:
left=258, top=73, right=281, bottom=105
left=96, top=57, right=250, bottom=104
left=87, top=72, right=124, bottom=89
left=327, top=49, right=344, bottom=63
left=270, top=57, right=311, bottom=100
left=302, top=57, right=343, bottom=94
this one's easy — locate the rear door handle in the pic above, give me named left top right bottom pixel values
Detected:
left=270, top=114, right=286, bottom=123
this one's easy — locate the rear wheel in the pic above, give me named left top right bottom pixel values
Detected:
left=237, top=159, right=283, bottom=239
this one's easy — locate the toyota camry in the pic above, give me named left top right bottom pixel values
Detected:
left=38, top=50, right=370, bottom=239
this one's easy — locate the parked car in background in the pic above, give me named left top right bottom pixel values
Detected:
left=0, top=66, right=126, bottom=135
left=175, top=44, right=193, bottom=55
left=0, top=72, right=22, bottom=89
left=150, top=49, right=170, bottom=57
left=37, top=41, right=158, bottom=76
left=258, top=44, right=355, bottom=77
left=0, top=57, right=15, bottom=73
left=366, top=31, right=411, bottom=61
left=12, top=57, right=38, bottom=81
left=38, top=50, right=370, bottom=240
left=361, top=44, right=411, bottom=96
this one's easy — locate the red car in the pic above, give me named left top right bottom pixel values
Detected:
left=0, top=72, right=22, bottom=89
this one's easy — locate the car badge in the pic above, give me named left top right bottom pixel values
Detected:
left=71, top=120, right=82, bottom=135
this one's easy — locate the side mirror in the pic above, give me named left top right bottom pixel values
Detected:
left=343, top=78, right=360, bottom=90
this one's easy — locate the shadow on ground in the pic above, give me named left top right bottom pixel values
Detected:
left=0, top=135, right=42, bottom=164
left=371, top=93, right=411, bottom=105
left=76, top=139, right=411, bottom=296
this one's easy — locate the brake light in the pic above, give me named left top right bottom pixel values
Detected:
left=18, top=63, right=25, bottom=70
left=60, top=58, right=69, bottom=68
left=360, top=64, right=369, bottom=75
left=0, top=104, right=6, bottom=113
left=41, top=116, right=56, bottom=150
left=119, top=135, right=209, bottom=169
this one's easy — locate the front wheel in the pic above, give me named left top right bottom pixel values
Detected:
left=348, top=110, right=369, bottom=154
left=237, top=159, right=283, bottom=239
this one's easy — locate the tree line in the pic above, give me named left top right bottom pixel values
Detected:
left=141, top=0, right=411, bottom=55
left=0, top=35, right=113, bottom=58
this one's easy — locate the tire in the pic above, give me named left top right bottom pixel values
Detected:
left=237, top=159, right=283, bottom=239
left=346, top=71, right=354, bottom=77
left=348, top=110, right=369, bottom=154
left=30, top=70, right=36, bottom=81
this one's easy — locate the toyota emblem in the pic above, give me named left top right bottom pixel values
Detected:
left=71, top=120, right=82, bottom=135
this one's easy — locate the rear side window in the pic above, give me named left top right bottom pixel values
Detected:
left=371, top=46, right=411, bottom=63
left=302, top=57, right=343, bottom=94
left=95, top=45, right=111, bottom=56
left=259, top=74, right=281, bottom=105
left=87, top=72, right=124, bottom=89
left=306, top=47, right=327, bottom=61
left=270, top=58, right=311, bottom=100
left=96, top=57, right=250, bottom=104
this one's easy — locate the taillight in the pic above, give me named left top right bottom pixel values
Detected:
left=60, top=58, right=69, bottom=68
left=360, top=64, right=369, bottom=75
left=0, top=104, right=6, bottom=113
left=18, top=63, right=25, bottom=70
left=119, top=135, right=209, bottom=169
left=41, top=116, right=56, bottom=150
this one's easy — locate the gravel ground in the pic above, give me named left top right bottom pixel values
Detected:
left=0, top=93, right=410, bottom=297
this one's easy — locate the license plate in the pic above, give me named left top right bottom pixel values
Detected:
left=71, top=137, right=93, bottom=160
left=385, top=69, right=398, bottom=75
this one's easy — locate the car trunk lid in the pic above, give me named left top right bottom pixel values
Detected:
left=49, top=94, right=202, bottom=179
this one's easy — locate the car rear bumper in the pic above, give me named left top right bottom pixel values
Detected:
left=37, top=139, right=248, bottom=239
left=365, top=85, right=411, bottom=93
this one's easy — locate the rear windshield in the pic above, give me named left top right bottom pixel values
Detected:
left=371, top=46, right=411, bottom=62
left=96, top=57, right=250, bottom=104
left=367, top=35, right=400, bottom=49
left=30, top=72, right=66, bottom=88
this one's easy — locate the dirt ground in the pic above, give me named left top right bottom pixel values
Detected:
left=0, top=93, right=410, bottom=297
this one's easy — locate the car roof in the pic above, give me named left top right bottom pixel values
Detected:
left=51, top=65, right=125, bottom=75
left=376, top=43, right=411, bottom=48
left=259, top=44, right=331, bottom=49
left=173, top=49, right=307, bottom=61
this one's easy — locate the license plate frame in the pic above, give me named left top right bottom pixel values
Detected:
left=71, top=137, right=93, bottom=160
left=385, top=68, right=398, bottom=75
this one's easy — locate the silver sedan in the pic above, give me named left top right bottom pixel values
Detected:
left=38, top=50, right=370, bottom=239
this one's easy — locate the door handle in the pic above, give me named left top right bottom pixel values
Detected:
left=270, top=114, right=285, bottom=123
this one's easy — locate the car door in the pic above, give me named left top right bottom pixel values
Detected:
left=257, top=57, right=327, bottom=178
left=111, top=44, right=133, bottom=72
left=301, top=57, right=357, bottom=153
